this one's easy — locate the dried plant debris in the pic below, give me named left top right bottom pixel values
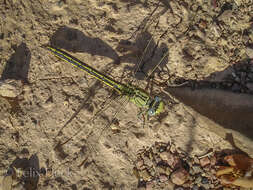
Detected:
left=133, top=142, right=244, bottom=190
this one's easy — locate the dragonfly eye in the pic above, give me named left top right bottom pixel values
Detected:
left=148, top=109, right=155, bottom=116
left=148, top=96, right=164, bottom=116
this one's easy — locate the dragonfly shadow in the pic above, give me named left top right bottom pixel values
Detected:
left=50, top=26, right=120, bottom=64
left=117, top=31, right=169, bottom=81
left=163, top=59, right=253, bottom=142
left=1, top=43, right=31, bottom=83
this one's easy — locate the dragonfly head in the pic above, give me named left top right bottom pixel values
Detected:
left=147, top=96, right=164, bottom=116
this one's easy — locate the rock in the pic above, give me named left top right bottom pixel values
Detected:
left=159, top=174, right=168, bottom=183
left=195, top=175, right=202, bottom=184
left=0, top=79, right=22, bottom=98
left=146, top=180, right=154, bottom=190
left=160, top=152, right=180, bottom=168
left=143, top=156, right=153, bottom=168
left=139, top=169, right=151, bottom=181
left=201, top=177, right=209, bottom=184
left=246, top=47, right=253, bottom=59
left=199, top=157, right=210, bottom=167
left=210, top=156, right=216, bottom=166
left=170, top=168, right=189, bottom=185
left=192, top=165, right=203, bottom=174
left=167, top=180, right=175, bottom=189
left=157, top=166, right=171, bottom=176
left=170, top=144, right=177, bottom=153
left=136, top=159, right=144, bottom=170
left=157, top=166, right=166, bottom=174
left=193, top=156, right=200, bottom=164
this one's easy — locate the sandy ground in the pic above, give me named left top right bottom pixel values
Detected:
left=0, top=0, right=253, bottom=189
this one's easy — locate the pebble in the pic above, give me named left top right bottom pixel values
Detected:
left=201, top=177, right=209, bottom=184
left=193, top=156, right=200, bottom=164
left=160, top=152, right=180, bottom=168
left=136, top=159, right=144, bottom=170
left=159, top=175, right=168, bottom=183
left=170, top=168, right=189, bottom=185
left=195, top=175, right=202, bottom=184
left=192, top=165, right=203, bottom=174
left=143, top=156, right=153, bottom=168
left=145, top=180, right=154, bottom=190
left=167, top=180, right=175, bottom=189
left=210, top=156, right=216, bottom=166
left=0, top=79, right=22, bottom=98
left=199, top=157, right=210, bottom=167
left=170, top=144, right=177, bottom=153
left=139, top=169, right=151, bottom=181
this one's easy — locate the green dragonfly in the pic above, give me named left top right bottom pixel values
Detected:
left=46, top=46, right=164, bottom=118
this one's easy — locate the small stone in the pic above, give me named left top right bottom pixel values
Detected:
left=159, top=174, right=168, bottom=183
left=203, top=166, right=211, bottom=172
left=210, top=169, right=216, bottom=174
left=165, top=167, right=172, bottom=176
left=139, top=169, right=151, bottom=181
left=160, top=152, right=180, bottom=168
left=170, top=144, right=177, bottom=153
left=192, top=165, right=203, bottom=174
left=201, top=177, right=209, bottom=184
left=193, top=156, right=200, bottom=164
left=146, top=180, right=154, bottom=190
left=143, top=156, right=153, bottom=168
left=209, top=183, right=215, bottom=188
left=157, top=166, right=166, bottom=174
left=0, top=79, right=22, bottom=98
left=170, top=168, right=189, bottom=185
left=210, top=156, right=216, bottom=165
left=167, top=180, right=175, bottom=189
left=149, top=168, right=156, bottom=177
left=136, top=159, right=144, bottom=170
left=195, top=175, right=202, bottom=184
left=192, top=185, right=199, bottom=190
left=199, top=157, right=210, bottom=167
left=182, top=180, right=191, bottom=188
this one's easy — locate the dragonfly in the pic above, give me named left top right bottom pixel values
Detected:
left=46, top=46, right=164, bottom=144
left=46, top=46, right=164, bottom=117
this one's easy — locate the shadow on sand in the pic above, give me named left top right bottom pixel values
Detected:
left=1, top=43, right=31, bottom=83
left=162, top=59, right=253, bottom=142
left=116, top=31, right=169, bottom=81
left=2, top=153, right=40, bottom=190
left=50, top=26, right=120, bottom=64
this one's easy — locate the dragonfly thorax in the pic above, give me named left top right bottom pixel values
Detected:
left=123, top=86, right=163, bottom=116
